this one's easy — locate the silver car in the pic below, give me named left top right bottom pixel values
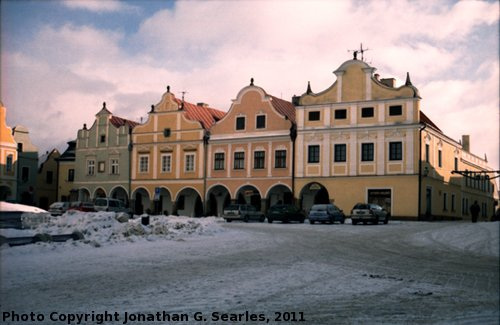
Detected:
left=223, top=204, right=265, bottom=223
left=351, top=203, right=389, bottom=225
left=308, top=204, right=345, bottom=224
left=48, top=202, right=70, bottom=216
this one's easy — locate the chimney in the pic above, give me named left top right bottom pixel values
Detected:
left=380, top=78, right=395, bottom=88
left=462, top=135, right=470, bottom=152
left=374, top=73, right=380, bottom=81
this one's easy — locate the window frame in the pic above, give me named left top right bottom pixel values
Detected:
left=361, top=143, right=374, bottom=162
left=308, top=111, right=320, bottom=121
left=139, top=155, right=149, bottom=173
left=87, top=159, right=95, bottom=176
left=389, top=105, right=403, bottom=116
left=233, top=152, right=245, bottom=170
left=214, top=152, right=225, bottom=171
left=235, top=116, right=246, bottom=131
left=161, top=154, right=172, bottom=173
left=254, top=150, right=265, bottom=169
left=389, top=142, right=403, bottom=161
left=334, top=144, right=347, bottom=162
left=275, top=150, right=287, bottom=168
left=308, top=145, right=320, bottom=164
left=110, top=159, right=119, bottom=175
left=185, top=153, right=195, bottom=172
left=256, top=115, right=266, bottom=129
left=334, top=109, right=347, bottom=120
left=361, top=107, right=374, bottom=118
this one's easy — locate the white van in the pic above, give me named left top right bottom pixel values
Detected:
left=94, top=198, right=129, bottom=214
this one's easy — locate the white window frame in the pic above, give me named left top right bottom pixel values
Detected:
left=161, top=154, right=172, bottom=173
left=87, top=159, right=95, bottom=176
left=255, top=114, right=267, bottom=129
left=110, top=158, right=119, bottom=175
left=185, top=153, right=195, bottom=172
left=139, top=155, right=149, bottom=173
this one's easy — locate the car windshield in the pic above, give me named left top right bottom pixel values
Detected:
left=354, top=203, right=370, bottom=209
left=225, top=205, right=239, bottom=211
left=311, top=205, right=328, bottom=211
left=95, top=199, right=107, bottom=207
left=49, top=202, right=64, bottom=208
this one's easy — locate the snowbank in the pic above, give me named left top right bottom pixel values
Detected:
left=411, top=222, right=499, bottom=257
left=0, top=201, right=47, bottom=213
left=0, top=211, right=225, bottom=249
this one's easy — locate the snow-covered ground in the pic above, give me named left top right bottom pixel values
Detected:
left=1, top=213, right=498, bottom=324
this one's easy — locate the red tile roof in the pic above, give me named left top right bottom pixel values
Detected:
left=269, top=95, right=296, bottom=123
left=420, top=111, right=441, bottom=132
left=173, top=98, right=226, bottom=130
left=109, top=115, right=139, bottom=129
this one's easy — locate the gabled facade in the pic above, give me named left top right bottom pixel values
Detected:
left=36, top=149, right=60, bottom=209
left=56, top=140, right=77, bottom=202
left=293, top=57, right=497, bottom=220
left=12, top=125, right=39, bottom=205
left=0, top=103, right=18, bottom=201
left=75, top=103, right=138, bottom=205
left=131, top=87, right=225, bottom=216
left=206, top=80, right=296, bottom=216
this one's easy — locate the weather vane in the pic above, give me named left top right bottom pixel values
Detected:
left=348, top=43, right=370, bottom=61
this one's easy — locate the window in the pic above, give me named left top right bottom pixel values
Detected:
left=100, top=135, right=106, bottom=143
left=68, top=169, right=75, bottom=182
left=22, top=167, right=29, bottom=182
left=308, top=111, right=320, bottom=121
left=438, top=150, right=442, bottom=167
left=443, top=193, right=447, bottom=211
left=139, top=155, right=149, bottom=173
left=214, top=153, right=225, bottom=170
left=334, top=144, right=347, bottom=162
left=254, top=151, right=265, bottom=169
left=256, top=115, right=266, bottom=129
left=87, top=160, right=95, bottom=176
left=389, top=142, right=402, bottom=161
left=6, top=155, right=13, bottom=172
left=361, top=143, right=374, bottom=162
left=389, top=105, right=402, bottom=116
left=46, top=171, right=53, bottom=184
left=98, top=161, right=105, bottom=173
left=425, top=144, right=430, bottom=162
left=334, top=109, right=347, bottom=119
left=308, top=145, right=320, bottom=163
left=361, top=107, right=374, bottom=118
left=185, top=154, right=195, bottom=172
left=275, top=150, right=286, bottom=168
left=110, top=159, right=119, bottom=175
left=454, top=157, right=458, bottom=171
left=161, top=154, right=172, bottom=173
left=236, top=116, right=245, bottom=130
left=234, top=152, right=245, bottom=169
left=451, top=194, right=456, bottom=212
left=18, top=143, right=23, bottom=152
left=163, top=128, right=171, bottom=137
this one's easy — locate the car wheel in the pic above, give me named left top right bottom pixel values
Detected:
left=259, top=216, right=265, bottom=222
left=243, top=215, right=249, bottom=223
left=267, top=218, right=273, bottom=223
left=352, top=220, right=357, bottom=225
left=226, top=219, right=232, bottom=223
left=340, top=218, right=345, bottom=224
left=363, top=221, right=367, bottom=225
left=310, top=220, right=315, bottom=224
left=373, top=217, right=379, bottom=225
left=383, top=218, right=389, bottom=224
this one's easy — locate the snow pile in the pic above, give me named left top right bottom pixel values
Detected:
left=1, top=211, right=225, bottom=248
left=411, top=222, right=499, bottom=257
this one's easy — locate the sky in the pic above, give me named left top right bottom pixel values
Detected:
left=1, top=0, right=498, bottom=171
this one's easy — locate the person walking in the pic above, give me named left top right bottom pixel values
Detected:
left=470, top=201, right=480, bottom=223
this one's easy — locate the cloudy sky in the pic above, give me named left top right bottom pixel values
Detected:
left=1, top=0, right=498, bottom=170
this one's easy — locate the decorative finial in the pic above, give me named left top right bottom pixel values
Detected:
left=167, top=85, right=170, bottom=93
left=150, top=105, right=155, bottom=113
left=83, top=123, right=87, bottom=130
left=250, top=78, right=254, bottom=86
left=405, top=72, right=413, bottom=86
left=103, top=102, right=106, bottom=109
left=306, top=81, right=312, bottom=95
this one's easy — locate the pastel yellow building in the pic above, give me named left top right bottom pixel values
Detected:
left=206, top=80, right=296, bottom=216
left=0, top=102, right=18, bottom=201
left=131, top=87, right=225, bottom=216
left=293, top=57, right=497, bottom=220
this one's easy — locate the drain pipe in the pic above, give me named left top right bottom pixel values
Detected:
left=418, top=122, right=426, bottom=221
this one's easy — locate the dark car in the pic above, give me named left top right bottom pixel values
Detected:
left=68, top=201, right=95, bottom=212
left=223, top=204, right=265, bottom=222
left=267, top=205, right=306, bottom=223
left=308, top=204, right=345, bottom=224
left=351, top=203, right=390, bottom=225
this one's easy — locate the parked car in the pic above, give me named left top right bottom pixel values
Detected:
left=350, top=203, right=390, bottom=225
left=308, top=204, right=345, bottom=224
left=223, top=204, right=265, bottom=222
left=48, top=202, right=70, bottom=216
left=94, top=198, right=129, bottom=214
left=267, top=204, right=305, bottom=223
left=68, top=201, right=95, bottom=212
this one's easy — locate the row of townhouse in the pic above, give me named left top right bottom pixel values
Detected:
left=62, top=57, right=497, bottom=220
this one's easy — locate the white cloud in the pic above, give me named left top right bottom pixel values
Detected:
left=61, top=0, right=138, bottom=13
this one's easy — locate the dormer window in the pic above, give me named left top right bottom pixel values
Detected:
left=236, top=116, right=245, bottom=130
left=256, top=115, right=266, bottom=129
